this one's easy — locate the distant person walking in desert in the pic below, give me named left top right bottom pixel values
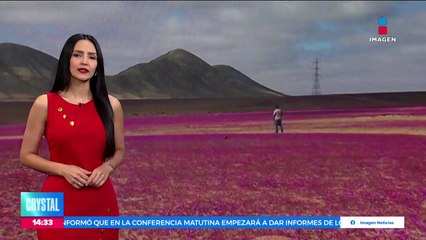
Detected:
left=273, top=105, right=283, bottom=133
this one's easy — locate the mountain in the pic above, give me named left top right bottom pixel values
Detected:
left=106, top=49, right=284, bottom=99
left=0, top=43, right=57, bottom=99
left=0, top=44, right=284, bottom=100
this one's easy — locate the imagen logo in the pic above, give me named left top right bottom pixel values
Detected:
left=378, top=17, right=388, bottom=35
left=369, top=16, right=397, bottom=43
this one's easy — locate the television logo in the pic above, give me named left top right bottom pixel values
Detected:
left=369, top=17, right=397, bottom=43
left=378, top=17, right=388, bottom=35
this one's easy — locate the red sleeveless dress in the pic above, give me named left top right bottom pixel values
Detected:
left=37, top=93, right=119, bottom=240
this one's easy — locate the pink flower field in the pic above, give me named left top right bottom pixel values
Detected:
left=0, top=107, right=425, bottom=239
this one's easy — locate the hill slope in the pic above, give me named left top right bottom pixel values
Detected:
left=106, top=49, right=283, bottom=99
left=0, top=43, right=57, bottom=99
left=0, top=44, right=284, bottom=100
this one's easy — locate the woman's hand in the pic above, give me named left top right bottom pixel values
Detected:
left=86, top=162, right=114, bottom=188
left=59, top=165, right=92, bottom=189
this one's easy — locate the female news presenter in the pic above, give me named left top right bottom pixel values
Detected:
left=20, top=33, right=125, bottom=240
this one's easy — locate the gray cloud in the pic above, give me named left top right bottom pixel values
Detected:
left=0, top=1, right=425, bottom=95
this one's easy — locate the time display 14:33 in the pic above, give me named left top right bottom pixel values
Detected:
left=32, top=218, right=53, bottom=226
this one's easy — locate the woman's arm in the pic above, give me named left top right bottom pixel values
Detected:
left=105, top=95, right=125, bottom=170
left=87, top=95, right=125, bottom=187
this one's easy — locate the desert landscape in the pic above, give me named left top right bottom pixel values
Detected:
left=2, top=2, right=426, bottom=239
left=1, top=96, right=425, bottom=239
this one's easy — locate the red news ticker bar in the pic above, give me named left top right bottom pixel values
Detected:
left=20, top=217, right=64, bottom=228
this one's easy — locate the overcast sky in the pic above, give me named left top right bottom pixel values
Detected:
left=1, top=1, right=425, bottom=96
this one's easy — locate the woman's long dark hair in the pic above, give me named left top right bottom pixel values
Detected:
left=51, top=33, right=115, bottom=159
